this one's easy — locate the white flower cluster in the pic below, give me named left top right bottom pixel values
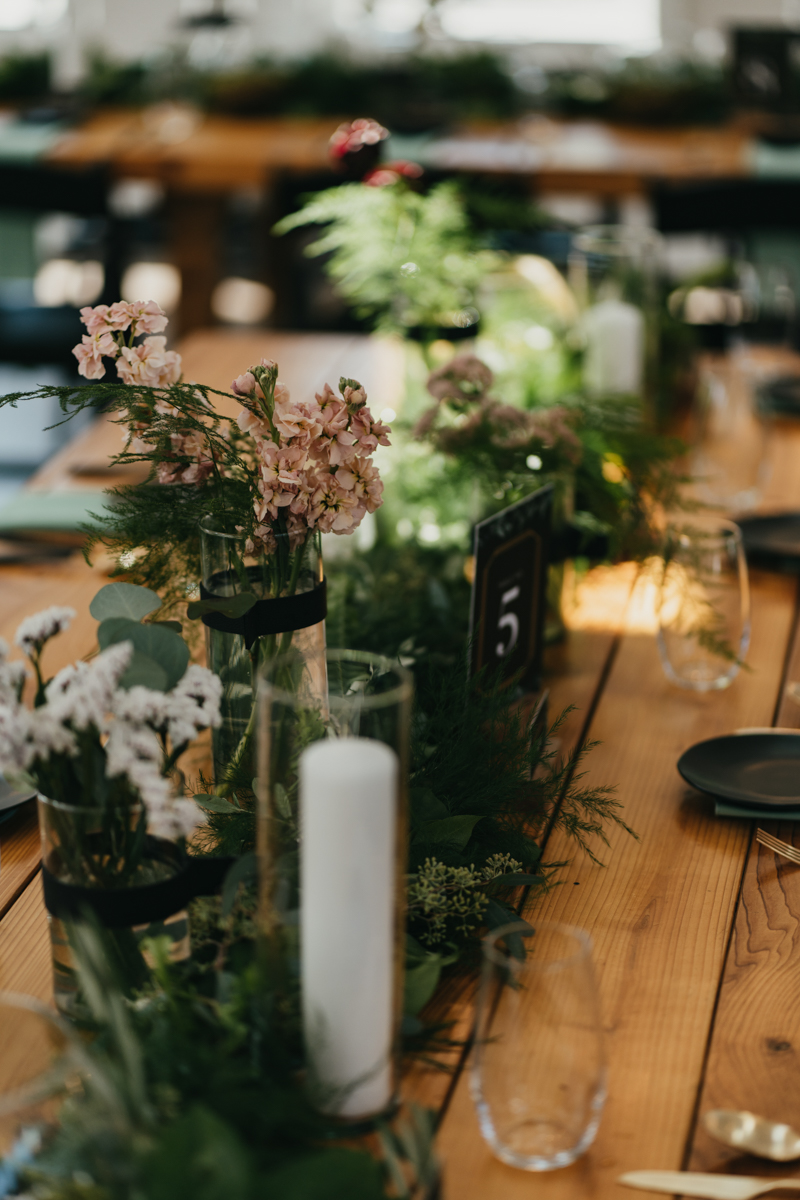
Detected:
left=0, top=610, right=223, bottom=840
left=15, top=606, right=76, bottom=656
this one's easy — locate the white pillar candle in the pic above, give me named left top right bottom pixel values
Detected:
left=299, top=736, right=398, bottom=1118
left=583, top=297, right=645, bottom=396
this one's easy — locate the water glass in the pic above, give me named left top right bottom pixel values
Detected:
left=688, top=368, right=771, bottom=513
left=657, top=515, right=750, bottom=692
left=471, top=921, right=606, bottom=1172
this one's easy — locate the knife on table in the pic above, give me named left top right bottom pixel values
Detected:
left=619, top=1170, right=800, bottom=1198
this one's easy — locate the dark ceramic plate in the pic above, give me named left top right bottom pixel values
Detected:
left=737, top=513, right=800, bottom=572
left=678, top=733, right=800, bottom=808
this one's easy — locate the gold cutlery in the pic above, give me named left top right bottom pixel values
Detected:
left=756, top=829, right=800, bottom=867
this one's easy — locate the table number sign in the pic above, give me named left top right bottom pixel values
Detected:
left=468, top=484, right=553, bottom=691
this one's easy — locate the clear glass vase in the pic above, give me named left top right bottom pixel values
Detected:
left=570, top=225, right=661, bottom=411
left=38, top=796, right=190, bottom=1018
left=257, top=649, right=412, bottom=1123
left=200, top=518, right=326, bottom=787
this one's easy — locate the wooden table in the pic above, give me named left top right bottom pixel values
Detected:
left=3, top=332, right=800, bottom=1198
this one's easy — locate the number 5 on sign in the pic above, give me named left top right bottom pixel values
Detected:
left=469, top=485, right=553, bottom=691
left=496, top=587, right=521, bottom=657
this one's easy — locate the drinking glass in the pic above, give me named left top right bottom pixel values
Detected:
left=471, top=921, right=606, bottom=1172
left=657, top=515, right=750, bottom=692
left=688, top=367, right=772, bottom=513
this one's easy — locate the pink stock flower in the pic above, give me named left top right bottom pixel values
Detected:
left=232, top=371, right=256, bottom=397
left=349, top=406, right=391, bottom=455
left=272, top=394, right=323, bottom=444
left=73, top=330, right=119, bottom=379
left=116, top=337, right=182, bottom=388
left=336, top=457, right=384, bottom=512
left=308, top=472, right=360, bottom=533
left=127, top=300, right=168, bottom=337
left=79, top=304, right=131, bottom=336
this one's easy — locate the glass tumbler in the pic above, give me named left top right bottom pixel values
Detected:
left=657, top=515, right=750, bottom=692
left=471, top=921, right=606, bottom=1172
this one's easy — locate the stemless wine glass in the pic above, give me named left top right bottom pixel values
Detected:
left=657, top=514, right=750, bottom=692
left=471, top=921, right=606, bottom=1172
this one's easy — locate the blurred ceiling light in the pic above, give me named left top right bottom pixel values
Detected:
left=0, top=0, right=66, bottom=30
left=34, top=213, right=85, bottom=263
left=670, top=286, right=744, bottom=326
left=211, top=277, right=273, bottom=326
left=34, top=259, right=104, bottom=308
left=108, top=179, right=166, bottom=220
left=692, top=28, right=726, bottom=61
left=437, top=0, right=660, bottom=48
left=369, top=0, right=426, bottom=33
left=121, top=263, right=182, bottom=314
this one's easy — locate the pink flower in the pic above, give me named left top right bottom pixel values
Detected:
left=315, top=384, right=350, bottom=438
left=237, top=407, right=271, bottom=439
left=349, top=406, right=391, bottom=455
left=336, top=457, right=384, bottom=512
left=232, top=371, right=256, bottom=397
left=126, top=300, right=168, bottom=337
left=79, top=304, right=130, bottom=336
left=116, top=337, right=182, bottom=388
left=308, top=472, right=361, bottom=533
left=73, top=330, right=118, bottom=379
left=273, top=395, right=323, bottom=444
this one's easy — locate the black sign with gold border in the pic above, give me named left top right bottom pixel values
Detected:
left=468, top=485, right=553, bottom=690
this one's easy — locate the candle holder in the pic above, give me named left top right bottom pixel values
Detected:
left=569, top=225, right=661, bottom=411
left=257, top=648, right=412, bottom=1124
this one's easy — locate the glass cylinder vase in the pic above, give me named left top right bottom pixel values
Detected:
left=257, top=648, right=412, bottom=1124
left=570, top=225, right=661, bottom=412
left=38, top=796, right=190, bottom=1018
left=200, top=517, right=326, bottom=787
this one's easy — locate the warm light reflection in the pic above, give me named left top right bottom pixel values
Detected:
left=563, top=560, right=661, bottom=635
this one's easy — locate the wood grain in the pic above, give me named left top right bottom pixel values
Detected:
left=436, top=568, right=796, bottom=1199
left=0, top=876, right=52, bottom=1002
left=684, top=581, right=800, bottom=1180
left=0, top=807, right=39, bottom=919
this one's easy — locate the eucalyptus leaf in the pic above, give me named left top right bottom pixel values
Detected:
left=221, top=852, right=258, bottom=918
left=90, top=582, right=161, bottom=623
left=120, top=651, right=170, bottom=692
left=196, top=794, right=241, bottom=814
left=186, top=593, right=258, bottom=620
left=273, top=782, right=291, bottom=819
left=409, top=787, right=448, bottom=823
left=97, top=618, right=189, bottom=689
left=415, top=813, right=483, bottom=851
left=150, top=620, right=183, bottom=633
left=403, top=953, right=444, bottom=1017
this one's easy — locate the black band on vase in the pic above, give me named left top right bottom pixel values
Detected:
left=199, top=578, right=327, bottom=649
left=41, top=849, right=237, bottom=928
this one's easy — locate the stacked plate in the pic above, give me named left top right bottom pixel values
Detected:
left=0, top=775, right=36, bottom=826
left=678, top=732, right=800, bottom=813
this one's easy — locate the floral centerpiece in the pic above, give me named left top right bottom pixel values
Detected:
left=0, top=593, right=221, bottom=1012
left=1, top=300, right=391, bottom=800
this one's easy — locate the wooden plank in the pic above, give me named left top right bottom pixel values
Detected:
left=435, top=567, right=795, bottom=1198
left=0, top=876, right=52, bottom=1002
left=684, top=581, right=800, bottom=1181
left=0, top=807, right=39, bottom=919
